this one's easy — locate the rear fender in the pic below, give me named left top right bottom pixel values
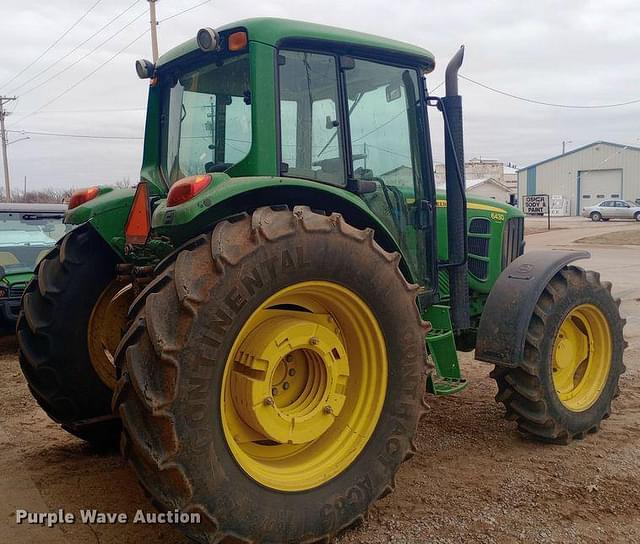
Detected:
left=475, top=249, right=590, bottom=367
left=64, top=187, right=136, bottom=259
left=152, top=176, right=414, bottom=282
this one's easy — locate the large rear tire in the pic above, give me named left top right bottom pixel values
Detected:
left=490, top=266, right=626, bottom=443
left=17, top=224, right=127, bottom=445
left=114, top=206, right=430, bottom=542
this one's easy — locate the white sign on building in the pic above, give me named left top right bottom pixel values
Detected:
left=523, top=195, right=548, bottom=215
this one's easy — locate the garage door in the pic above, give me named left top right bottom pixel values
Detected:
left=579, top=169, right=623, bottom=212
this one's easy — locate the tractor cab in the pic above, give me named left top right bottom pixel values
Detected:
left=139, top=18, right=441, bottom=290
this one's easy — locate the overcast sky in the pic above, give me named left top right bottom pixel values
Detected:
left=0, top=0, right=639, bottom=191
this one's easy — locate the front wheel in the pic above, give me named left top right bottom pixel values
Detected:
left=114, top=206, right=430, bottom=543
left=491, top=266, right=626, bottom=443
left=590, top=212, right=602, bottom=222
left=634, top=212, right=640, bottom=221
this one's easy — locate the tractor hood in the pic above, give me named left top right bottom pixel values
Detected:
left=0, top=269, right=32, bottom=288
left=436, top=190, right=523, bottom=219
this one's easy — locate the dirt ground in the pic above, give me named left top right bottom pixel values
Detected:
left=576, top=230, right=640, bottom=246
left=2, top=217, right=639, bottom=544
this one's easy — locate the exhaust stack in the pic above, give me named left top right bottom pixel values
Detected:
left=442, top=46, right=470, bottom=330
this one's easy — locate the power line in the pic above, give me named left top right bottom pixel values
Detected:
left=10, top=28, right=150, bottom=127
left=17, top=6, right=149, bottom=98
left=159, top=0, right=212, bottom=22
left=7, top=129, right=142, bottom=140
left=12, top=107, right=145, bottom=115
left=0, top=0, right=105, bottom=91
left=9, top=0, right=142, bottom=95
left=10, top=0, right=214, bottom=128
left=459, top=74, right=640, bottom=109
left=430, top=80, right=444, bottom=93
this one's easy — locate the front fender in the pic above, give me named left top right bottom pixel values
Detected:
left=475, top=249, right=590, bottom=367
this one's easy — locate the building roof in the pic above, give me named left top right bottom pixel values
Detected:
left=466, top=177, right=511, bottom=191
left=468, top=157, right=500, bottom=164
left=436, top=177, right=512, bottom=192
left=158, top=17, right=435, bottom=71
left=0, top=203, right=66, bottom=212
left=518, top=141, right=640, bottom=172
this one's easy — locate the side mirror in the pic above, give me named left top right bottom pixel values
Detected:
left=135, top=59, right=155, bottom=79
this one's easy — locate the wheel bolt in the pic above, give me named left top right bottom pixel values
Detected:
left=323, top=405, right=333, bottom=415
left=263, top=397, right=274, bottom=406
left=272, top=387, right=278, bottom=396
left=285, top=354, right=293, bottom=363
left=309, top=337, right=320, bottom=345
left=283, top=382, right=290, bottom=390
left=288, top=368, right=296, bottom=377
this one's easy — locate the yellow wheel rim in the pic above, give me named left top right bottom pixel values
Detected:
left=221, top=281, right=388, bottom=492
left=87, top=281, right=133, bottom=390
left=552, top=304, right=612, bottom=412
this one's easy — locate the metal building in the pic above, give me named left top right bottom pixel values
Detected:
left=517, top=141, right=640, bottom=215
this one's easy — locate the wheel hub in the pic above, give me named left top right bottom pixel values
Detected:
left=88, top=281, right=134, bottom=389
left=230, top=314, right=349, bottom=444
left=552, top=304, right=612, bottom=411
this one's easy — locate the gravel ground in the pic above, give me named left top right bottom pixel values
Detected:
left=1, top=218, right=639, bottom=544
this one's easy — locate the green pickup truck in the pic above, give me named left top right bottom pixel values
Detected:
left=0, top=203, right=70, bottom=323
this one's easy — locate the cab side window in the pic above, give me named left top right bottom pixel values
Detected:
left=279, top=51, right=345, bottom=185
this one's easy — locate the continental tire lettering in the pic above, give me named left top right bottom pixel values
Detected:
left=241, top=267, right=264, bottom=296
left=282, top=249, right=295, bottom=271
left=296, top=246, right=310, bottom=268
left=378, top=436, right=404, bottom=470
left=211, top=308, right=232, bottom=337
left=224, top=287, right=246, bottom=313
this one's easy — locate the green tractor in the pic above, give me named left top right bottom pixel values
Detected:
left=18, top=18, right=625, bottom=543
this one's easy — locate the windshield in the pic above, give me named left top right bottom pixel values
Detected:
left=162, top=54, right=252, bottom=185
left=0, top=212, right=71, bottom=273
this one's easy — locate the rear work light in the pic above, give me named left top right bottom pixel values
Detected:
left=68, top=187, right=99, bottom=210
left=125, top=182, right=151, bottom=246
left=166, top=174, right=212, bottom=207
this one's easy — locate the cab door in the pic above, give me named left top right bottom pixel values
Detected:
left=342, top=58, right=434, bottom=288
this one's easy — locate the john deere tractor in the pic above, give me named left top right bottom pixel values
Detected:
left=18, top=18, right=625, bottom=543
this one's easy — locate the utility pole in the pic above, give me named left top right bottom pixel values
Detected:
left=148, top=0, right=159, bottom=63
left=0, top=96, right=17, bottom=202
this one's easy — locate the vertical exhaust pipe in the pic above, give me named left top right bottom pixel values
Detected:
left=443, top=46, right=470, bottom=330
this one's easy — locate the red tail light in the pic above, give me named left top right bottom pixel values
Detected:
left=68, top=187, right=99, bottom=209
left=125, top=182, right=151, bottom=246
left=167, top=174, right=212, bottom=207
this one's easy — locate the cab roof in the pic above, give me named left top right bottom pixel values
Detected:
left=157, top=17, right=435, bottom=71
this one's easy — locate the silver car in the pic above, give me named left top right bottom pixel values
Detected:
left=582, top=199, right=640, bottom=221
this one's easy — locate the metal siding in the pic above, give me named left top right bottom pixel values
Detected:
left=526, top=143, right=640, bottom=215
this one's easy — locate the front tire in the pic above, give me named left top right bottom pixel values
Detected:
left=590, top=212, right=602, bottom=222
left=114, top=206, right=429, bottom=543
left=17, top=224, right=127, bottom=445
left=491, top=266, right=626, bottom=443
left=634, top=212, right=640, bottom=221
